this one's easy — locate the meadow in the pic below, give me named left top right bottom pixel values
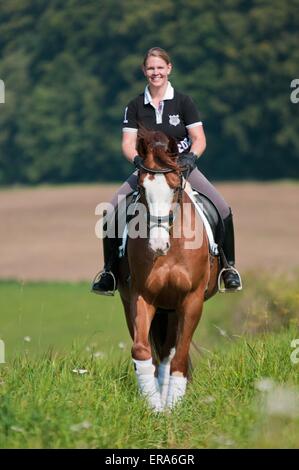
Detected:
left=0, top=275, right=299, bottom=449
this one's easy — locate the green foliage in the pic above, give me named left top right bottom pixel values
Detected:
left=0, top=0, right=299, bottom=184
left=233, top=272, right=299, bottom=334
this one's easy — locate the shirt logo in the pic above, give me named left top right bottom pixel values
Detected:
left=169, top=114, right=180, bottom=126
left=123, top=107, right=128, bottom=124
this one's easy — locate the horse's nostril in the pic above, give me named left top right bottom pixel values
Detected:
left=166, top=242, right=170, bottom=250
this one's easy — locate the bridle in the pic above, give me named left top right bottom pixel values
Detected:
left=137, top=163, right=185, bottom=234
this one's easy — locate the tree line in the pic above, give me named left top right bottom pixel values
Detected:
left=0, top=0, right=298, bottom=185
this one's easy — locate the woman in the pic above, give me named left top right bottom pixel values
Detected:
left=92, top=47, right=242, bottom=294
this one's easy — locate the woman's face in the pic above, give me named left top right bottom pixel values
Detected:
left=143, top=56, right=172, bottom=89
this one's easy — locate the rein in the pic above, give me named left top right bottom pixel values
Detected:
left=137, top=162, right=176, bottom=174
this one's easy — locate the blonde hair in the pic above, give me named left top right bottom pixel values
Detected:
left=143, top=47, right=171, bottom=67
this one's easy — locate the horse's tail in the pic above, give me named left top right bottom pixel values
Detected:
left=149, top=308, right=193, bottom=376
left=149, top=308, right=171, bottom=362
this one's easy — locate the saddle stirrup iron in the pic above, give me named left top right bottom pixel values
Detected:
left=217, top=245, right=242, bottom=293
left=91, top=270, right=116, bottom=296
left=217, top=266, right=243, bottom=293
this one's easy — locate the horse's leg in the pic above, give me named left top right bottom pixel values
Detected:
left=157, top=313, right=178, bottom=407
left=121, top=298, right=134, bottom=340
left=131, top=294, right=163, bottom=412
left=166, top=289, right=205, bottom=409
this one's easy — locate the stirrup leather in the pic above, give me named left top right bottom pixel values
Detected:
left=218, top=267, right=243, bottom=293
left=91, top=270, right=116, bottom=296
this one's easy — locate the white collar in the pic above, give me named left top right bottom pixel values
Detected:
left=144, top=81, right=174, bottom=105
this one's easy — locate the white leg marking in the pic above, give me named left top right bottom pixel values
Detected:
left=133, top=358, right=163, bottom=412
left=157, top=348, right=176, bottom=407
left=166, top=375, right=188, bottom=409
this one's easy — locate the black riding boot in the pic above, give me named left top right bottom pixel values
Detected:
left=91, top=235, right=119, bottom=296
left=91, top=235, right=118, bottom=295
left=221, top=209, right=242, bottom=291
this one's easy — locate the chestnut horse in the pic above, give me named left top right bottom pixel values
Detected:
left=118, top=129, right=219, bottom=412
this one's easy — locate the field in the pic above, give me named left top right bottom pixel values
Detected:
left=0, top=183, right=299, bottom=449
left=0, top=182, right=298, bottom=281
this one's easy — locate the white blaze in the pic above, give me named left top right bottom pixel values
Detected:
left=143, top=174, right=174, bottom=255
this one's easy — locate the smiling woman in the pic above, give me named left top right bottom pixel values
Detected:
left=92, top=47, right=242, bottom=295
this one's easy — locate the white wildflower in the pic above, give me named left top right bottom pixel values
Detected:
left=214, top=434, right=235, bottom=447
left=201, top=395, right=215, bottom=404
left=93, top=351, right=105, bottom=359
left=72, top=369, right=88, bottom=375
left=11, top=426, right=25, bottom=433
left=70, top=420, right=92, bottom=432
left=255, top=377, right=275, bottom=393
left=23, top=336, right=31, bottom=342
left=264, top=385, right=299, bottom=418
left=118, top=342, right=126, bottom=350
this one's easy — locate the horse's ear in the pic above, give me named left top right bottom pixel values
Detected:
left=168, top=136, right=178, bottom=156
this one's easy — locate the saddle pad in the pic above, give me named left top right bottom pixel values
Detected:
left=186, top=190, right=219, bottom=256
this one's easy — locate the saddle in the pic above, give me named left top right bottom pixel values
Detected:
left=118, top=189, right=224, bottom=259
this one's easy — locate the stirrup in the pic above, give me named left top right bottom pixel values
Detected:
left=218, top=267, right=243, bottom=293
left=91, top=270, right=116, bottom=296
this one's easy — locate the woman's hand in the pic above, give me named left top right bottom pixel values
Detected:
left=179, top=152, right=197, bottom=177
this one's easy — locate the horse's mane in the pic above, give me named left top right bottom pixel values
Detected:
left=137, top=128, right=179, bottom=171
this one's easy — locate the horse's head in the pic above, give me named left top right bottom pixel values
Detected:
left=136, top=129, right=182, bottom=257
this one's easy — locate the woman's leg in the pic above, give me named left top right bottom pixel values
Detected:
left=92, top=172, right=138, bottom=295
left=188, top=168, right=230, bottom=219
left=188, top=168, right=242, bottom=290
left=109, top=172, right=138, bottom=211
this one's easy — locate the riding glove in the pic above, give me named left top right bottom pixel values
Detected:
left=179, top=152, right=197, bottom=177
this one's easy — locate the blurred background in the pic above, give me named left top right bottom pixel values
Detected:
left=0, top=0, right=298, bottom=185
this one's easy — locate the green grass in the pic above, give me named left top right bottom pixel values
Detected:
left=0, top=280, right=240, bottom=361
left=0, top=329, right=298, bottom=448
left=0, top=281, right=131, bottom=361
left=0, top=278, right=299, bottom=448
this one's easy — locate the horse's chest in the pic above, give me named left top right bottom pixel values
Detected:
left=145, top=265, right=192, bottom=298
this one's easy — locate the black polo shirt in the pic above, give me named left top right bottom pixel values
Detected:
left=122, top=83, right=202, bottom=153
